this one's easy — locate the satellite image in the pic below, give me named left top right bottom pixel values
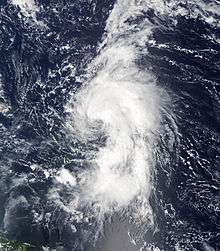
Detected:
left=0, top=0, right=219, bottom=250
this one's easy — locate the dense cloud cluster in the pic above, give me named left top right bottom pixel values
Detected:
left=0, top=0, right=219, bottom=250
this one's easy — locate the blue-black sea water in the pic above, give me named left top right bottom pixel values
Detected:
left=0, top=0, right=219, bottom=251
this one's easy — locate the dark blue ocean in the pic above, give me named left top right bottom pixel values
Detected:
left=0, top=0, right=219, bottom=250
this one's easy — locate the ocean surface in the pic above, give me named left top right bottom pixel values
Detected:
left=0, top=0, right=219, bottom=250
